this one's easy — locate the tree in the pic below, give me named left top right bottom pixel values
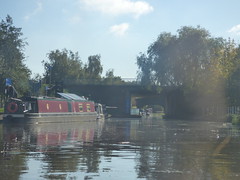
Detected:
left=42, top=49, right=83, bottom=84
left=84, top=55, right=103, bottom=80
left=103, top=69, right=124, bottom=85
left=136, top=53, right=154, bottom=85
left=29, top=73, right=42, bottom=96
left=0, top=15, right=30, bottom=100
left=226, top=44, right=240, bottom=105
left=137, top=26, right=240, bottom=118
left=137, top=26, right=236, bottom=91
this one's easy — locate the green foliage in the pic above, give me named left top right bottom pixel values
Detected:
left=229, top=114, right=240, bottom=125
left=0, top=15, right=31, bottom=97
left=103, top=69, right=125, bottom=85
left=42, top=50, right=126, bottom=87
left=151, top=105, right=164, bottom=112
left=42, top=49, right=83, bottom=84
left=148, top=32, right=178, bottom=86
left=42, top=50, right=106, bottom=84
left=137, top=26, right=233, bottom=92
left=226, top=45, right=240, bottom=105
left=137, top=26, right=240, bottom=118
left=84, top=54, right=103, bottom=81
left=137, top=53, right=153, bottom=85
left=137, top=26, right=240, bottom=93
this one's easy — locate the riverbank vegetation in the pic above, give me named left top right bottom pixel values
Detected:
left=228, top=114, right=240, bottom=125
left=137, top=26, right=240, bottom=120
left=0, top=15, right=31, bottom=104
left=1, top=15, right=240, bottom=122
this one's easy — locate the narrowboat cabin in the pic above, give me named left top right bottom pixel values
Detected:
left=3, top=93, right=103, bottom=122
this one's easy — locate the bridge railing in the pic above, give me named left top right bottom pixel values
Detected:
left=228, top=106, right=240, bottom=115
left=63, top=78, right=141, bottom=86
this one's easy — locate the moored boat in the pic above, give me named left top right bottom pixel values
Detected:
left=3, top=92, right=104, bottom=122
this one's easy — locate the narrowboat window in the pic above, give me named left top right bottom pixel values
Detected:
left=79, top=104, right=83, bottom=112
left=87, top=104, right=91, bottom=112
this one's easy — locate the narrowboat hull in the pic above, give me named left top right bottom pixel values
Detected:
left=3, top=93, right=103, bottom=123
left=3, top=112, right=98, bottom=123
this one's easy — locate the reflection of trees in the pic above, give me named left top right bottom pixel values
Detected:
left=2, top=119, right=240, bottom=179
left=101, top=120, right=132, bottom=142
left=0, top=151, right=27, bottom=180
left=39, top=147, right=101, bottom=177
left=137, top=147, right=151, bottom=178
left=0, top=120, right=105, bottom=179
left=135, top=119, right=170, bottom=179
left=97, top=118, right=240, bottom=180
left=134, top=120, right=237, bottom=180
left=79, top=147, right=101, bottom=172
left=43, top=150, right=80, bottom=173
left=0, top=124, right=28, bottom=180
left=210, top=128, right=240, bottom=180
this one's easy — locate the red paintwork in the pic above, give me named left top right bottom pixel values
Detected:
left=37, top=129, right=95, bottom=146
left=71, top=101, right=95, bottom=112
left=37, top=99, right=69, bottom=113
left=37, top=99, right=95, bottom=113
left=37, top=132, right=68, bottom=146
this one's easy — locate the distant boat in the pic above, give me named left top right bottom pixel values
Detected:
left=3, top=92, right=104, bottom=123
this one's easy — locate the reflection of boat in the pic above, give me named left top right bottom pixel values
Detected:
left=2, top=120, right=104, bottom=151
left=3, top=93, right=104, bottom=122
left=35, top=121, right=99, bottom=147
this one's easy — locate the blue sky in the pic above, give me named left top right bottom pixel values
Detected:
left=1, top=0, right=240, bottom=79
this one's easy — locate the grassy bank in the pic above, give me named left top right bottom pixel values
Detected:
left=228, top=114, right=240, bottom=125
left=151, top=112, right=165, bottom=118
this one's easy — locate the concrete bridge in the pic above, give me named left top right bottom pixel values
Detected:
left=63, top=82, right=183, bottom=118
left=60, top=80, right=227, bottom=120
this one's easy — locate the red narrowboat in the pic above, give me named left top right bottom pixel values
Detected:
left=3, top=93, right=104, bottom=122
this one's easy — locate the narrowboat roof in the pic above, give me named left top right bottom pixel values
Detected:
left=21, top=93, right=89, bottom=102
left=57, top=93, right=87, bottom=101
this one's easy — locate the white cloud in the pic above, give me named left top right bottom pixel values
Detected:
left=228, top=24, right=240, bottom=35
left=24, top=1, right=43, bottom=21
left=110, top=23, right=129, bottom=36
left=79, top=0, right=153, bottom=18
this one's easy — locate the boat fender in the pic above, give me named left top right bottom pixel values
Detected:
left=7, top=102, right=18, bottom=113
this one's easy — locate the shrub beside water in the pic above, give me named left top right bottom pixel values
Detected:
left=229, top=114, right=240, bottom=125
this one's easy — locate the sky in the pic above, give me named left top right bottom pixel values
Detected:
left=1, top=0, right=240, bottom=79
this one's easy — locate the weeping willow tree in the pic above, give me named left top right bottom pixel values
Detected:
left=137, top=26, right=240, bottom=119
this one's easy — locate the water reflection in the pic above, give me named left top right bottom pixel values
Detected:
left=0, top=118, right=240, bottom=179
left=0, top=119, right=104, bottom=180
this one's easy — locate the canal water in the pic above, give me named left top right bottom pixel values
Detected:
left=0, top=117, right=240, bottom=180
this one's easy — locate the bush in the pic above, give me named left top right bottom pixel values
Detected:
left=229, top=114, right=240, bottom=125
